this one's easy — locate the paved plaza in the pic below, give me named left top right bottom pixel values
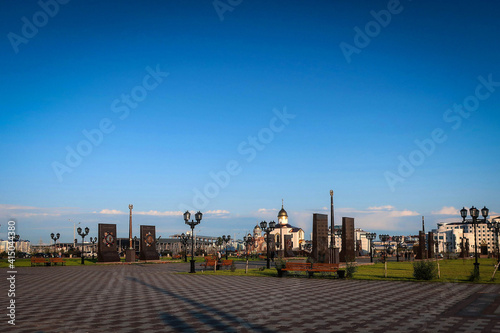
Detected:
left=3, top=262, right=500, bottom=332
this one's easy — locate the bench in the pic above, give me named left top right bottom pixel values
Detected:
left=31, top=257, right=49, bottom=266
left=281, top=262, right=311, bottom=274
left=309, top=263, right=339, bottom=277
left=220, top=259, right=233, bottom=269
left=200, top=259, right=217, bottom=269
left=280, top=262, right=344, bottom=278
left=50, top=258, right=66, bottom=266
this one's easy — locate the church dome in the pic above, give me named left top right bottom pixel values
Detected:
left=278, top=201, right=288, bottom=218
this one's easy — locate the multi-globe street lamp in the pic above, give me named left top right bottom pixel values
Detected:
left=243, top=233, right=255, bottom=274
left=379, top=234, right=390, bottom=262
left=180, top=233, right=189, bottom=262
left=156, top=236, right=162, bottom=257
left=183, top=210, right=203, bottom=273
left=215, top=237, right=223, bottom=259
left=260, top=220, right=276, bottom=269
left=392, top=236, right=402, bottom=262
left=222, top=235, right=231, bottom=260
left=366, top=233, right=376, bottom=263
left=50, top=233, right=60, bottom=255
left=487, top=218, right=500, bottom=263
left=90, top=237, right=97, bottom=260
left=461, top=206, right=489, bottom=280
left=77, top=227, right=89, bottom=265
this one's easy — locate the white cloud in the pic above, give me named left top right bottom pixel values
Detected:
left=0, top=204, right=38, bottom=210
left=97, top=209, right=126, bottom=215
left=135, top=210, right=183, bottom=216
left=96, top=209, right=184, bottom=216
left=205, top=210, right=230, bottom=215
left=368, top=205, right=395, bottom=211
left=431, top=206, right=458, bottom=215
left=388, top=209, right=419, bottom=217
left=257, top=208, right=277, bottom=214
left=0, top=204, right=67, bottom=217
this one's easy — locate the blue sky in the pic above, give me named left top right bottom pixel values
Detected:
left=1, top=0, right=499, bottom=244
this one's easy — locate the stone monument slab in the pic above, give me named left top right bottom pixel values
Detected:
left=312, top=214, right=328, bottom=263
left=339, top=217, right=355, bottom=262
left=98, top=223, right=120, bottom=262
left=139, top=225, right=159, bottom=260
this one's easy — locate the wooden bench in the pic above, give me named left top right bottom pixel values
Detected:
left=220, top=259, right=233, bottom=269
left=200, top=259, right=217, bottom=269
left=281, top=262, right=311, bottom=273
left=50, top=258, right=66, bottom=266
left=31, top=257, right=49, bottom=266
left=309, top=263, right=339, bottom=277
left=280, top=262, right=344, bottom=278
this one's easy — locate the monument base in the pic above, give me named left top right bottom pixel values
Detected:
left=125, top=249, right=135, bottom=262
left=97, top=251, right=120, bottom=262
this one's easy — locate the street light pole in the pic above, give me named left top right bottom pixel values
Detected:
left=90, top=237, right=97, bottom=260
left=392, top=236, right=401, bottom=262
left=366, top=233, right=376, bottom=263
left=461, top=206, right=489, bottom=280
left=77, top=227, right=89, bottom=265
left=50, top=233, right=60, bottom=256
left=260, top=221, right=276, bottom=269
left=222, top=235, right=231, bottom=260
left=243, top=233, right=255, bottom=274
left=180, top=233, right=189, bottom=262
left=184, top=211, right=202, bottom=273
left=379, top=234, right=389, bottom=278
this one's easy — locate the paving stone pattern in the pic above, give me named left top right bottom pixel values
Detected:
left=2, top=263, right=500, bottom=332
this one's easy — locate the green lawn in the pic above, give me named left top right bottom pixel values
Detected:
left=355, top=258, right=500, bottom=283
left=4, top=257, right=500, bottom=284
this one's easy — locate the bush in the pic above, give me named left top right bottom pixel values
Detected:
left=413, top=260, right=438, bottom=280
left=274, top=258, right=286, bottom=270
left=345, top=261, right=357, bottom=278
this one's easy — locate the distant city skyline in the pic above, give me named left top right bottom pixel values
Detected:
left=1, top=1, right=499, bottom=243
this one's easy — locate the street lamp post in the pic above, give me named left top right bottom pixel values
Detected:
left=180, top=233, right=189, bottom=262
left=260, top=220, right=276, bottom=269
left=215, top=237, right=223, bottom=259
left=243, top=233, right=255, bottom=274
left=183, top=211, right=202, bottom=273
left=392, top=236, right=401, bottom=262
left=156, top=236, right=162, bottom=257
left=461, top=206, right=489, bottom=280
left=366, top=233, right=376, bottom=263
left=379, top=234, right=389, bottom=278
left=90, top=237, right=97, bottom=260
left=77, top=227, right=89, bottom=265
left=50, top=233, right=60, bottom=256
left=222, top=235, right=231, bottom=260
left=487, top=219, right=500, bottom=263
left=379, top=234, right=389, bottom=261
